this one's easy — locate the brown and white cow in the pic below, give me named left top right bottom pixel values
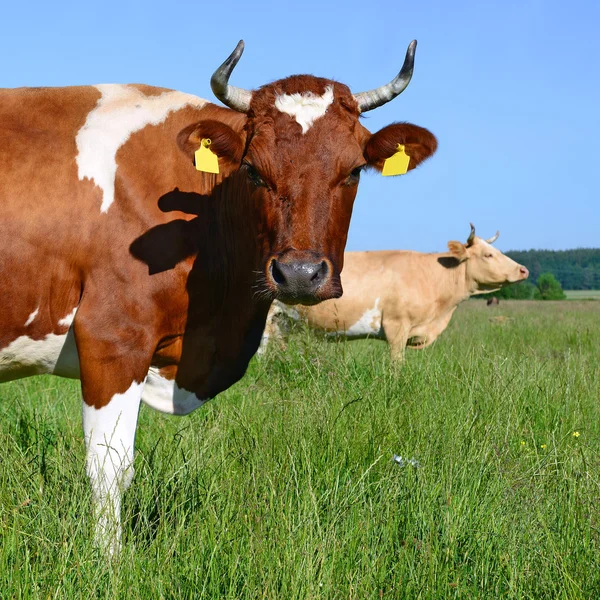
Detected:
left=0, top=40, right=436, bottom=551
left=260, top=225, right=528, bottom=359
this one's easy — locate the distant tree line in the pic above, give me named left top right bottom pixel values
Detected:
left=505, top=248, right=600, bottom=290
left=483, top=280, right=535, bottom=300
left=479, top=248, right=599, bottom=301
left=482, top=273, right=567, bottom=301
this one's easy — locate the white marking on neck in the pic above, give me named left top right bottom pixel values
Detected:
left=275, top=85, right=334, bottom=134
left=76, top=85, right=207, bottom=213
left=24, top=307, right=39, bottom=327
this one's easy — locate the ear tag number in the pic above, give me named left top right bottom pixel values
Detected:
left=195, top=138, right=219, bottom=174
left=382, top=144, right=410, bottom=176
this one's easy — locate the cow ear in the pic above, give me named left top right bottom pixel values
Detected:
left=448, top=241, right=468, bottom=261
left=365, top=122, right=437, bottom=174
left=177, top=120, right=244, bottom=171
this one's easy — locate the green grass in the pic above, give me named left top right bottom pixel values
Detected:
left=1, top=300, right=599, bottom=598
left=565, top=289, right=600, bottom=300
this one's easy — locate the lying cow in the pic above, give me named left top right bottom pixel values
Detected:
left=260, top=225, right=528, bottom=359
left=0, top=40, right=437, bottom=552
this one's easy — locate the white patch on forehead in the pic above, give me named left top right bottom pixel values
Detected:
left=346, top=298, right=382, bottom=337
left=141, top=366, right=205, bottom=415
left=274, top=85, right=334, bottom=134
left=24, top=307, right=39, bottom=327
left=76, top=84, right=207, bottom=213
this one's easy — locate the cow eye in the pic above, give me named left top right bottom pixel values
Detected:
left=484, top=252, right=494, bottom=258
left=346, top=166, right=364, bottom=185
left=243, top=163, right=267, bottom=188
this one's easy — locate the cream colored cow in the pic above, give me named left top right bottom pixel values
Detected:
left=259, top=225, right=529, bottom=360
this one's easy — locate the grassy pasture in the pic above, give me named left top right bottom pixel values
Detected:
left=565, top=289, right=600, bottom=300
left=0, top=300, right=599, bottom=599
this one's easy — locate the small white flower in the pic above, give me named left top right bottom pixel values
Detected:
left=393, top=454, right=420, bottom=468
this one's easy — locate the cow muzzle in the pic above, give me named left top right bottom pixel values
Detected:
left=506, top=265, right=529, bottom=283
left=510, top=265, right=529, bottom=282
left=267, top=252, right=341, bottom=305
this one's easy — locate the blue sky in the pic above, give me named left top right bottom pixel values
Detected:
left=2, top=0, right=598, bottom=253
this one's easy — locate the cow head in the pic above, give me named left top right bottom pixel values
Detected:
left=448, top=224, right=529, bottom=292
left=180, top=41, right=437, bottom=305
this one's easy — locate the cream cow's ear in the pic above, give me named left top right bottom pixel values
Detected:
left=447, top=241, right=468, bottom=262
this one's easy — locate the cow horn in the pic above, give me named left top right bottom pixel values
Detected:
left=486, top=231, right=500, bottom=244
left=467, top=223, right=476, bottom=246
left=210, top=40, right=253, bottom=113
left=353, top=40, right=417, bottom=113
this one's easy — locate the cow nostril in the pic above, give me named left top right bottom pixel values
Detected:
left=270, top=260, right=286, bottom=286
left=311, top=261, right=328, bottom=283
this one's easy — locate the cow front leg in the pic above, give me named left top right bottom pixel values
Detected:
left=257, top=306, right=286, bottom=357
left=83, top=378, right=145, bottom=555
left=75, top=311, right=154, bottom=555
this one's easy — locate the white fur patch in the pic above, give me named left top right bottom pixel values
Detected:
left=274, top=85, right=334, bottom=134
left=83, top=380, right=144, bottom=481
left=142, top=366, right=205, bottom=415
left=24, top=307, right=39, bottom=327
left=0, top=329, right=80, bottom=381
left=83, top=379, right=144, bottom=554
left=346, top=298, right=382, bottom=337
left=58, top=306, right=78, bottom=328
left=0, top=306, right=81, bottom=381
left=76, top=85, right=207, bottom=213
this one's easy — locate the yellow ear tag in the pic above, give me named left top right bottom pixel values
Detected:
left=382, top=144, right=410, bottom=176
left=194, top=138, right=219, bottom=174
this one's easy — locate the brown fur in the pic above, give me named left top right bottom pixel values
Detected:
left=177, top=119, right=245, bottom=169
left=0, top=77, right=436, bottom=408
left=365, top=122, right=438, bottom=173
